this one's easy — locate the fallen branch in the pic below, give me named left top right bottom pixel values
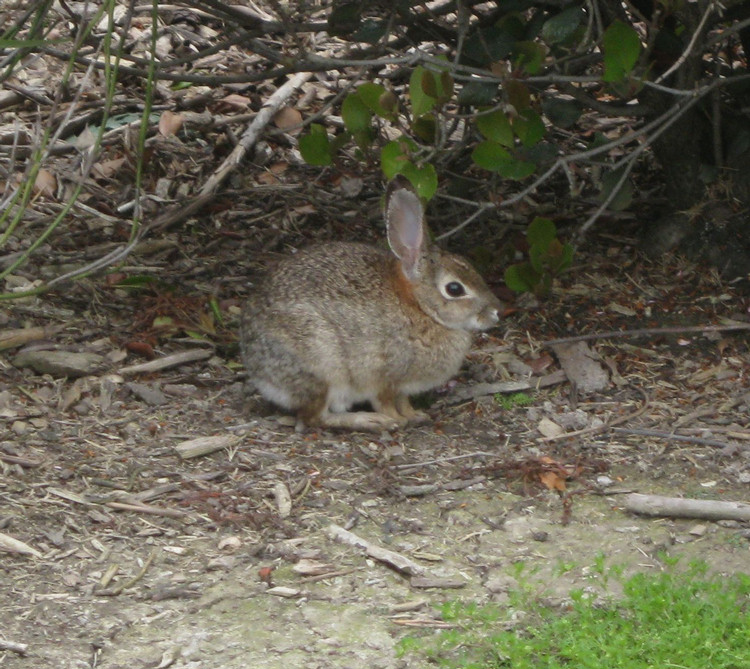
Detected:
left=450, top=369, right=567, bottom=403
left=327, top=523, right=426, bottom=576
left=624, top=493, right=750, bottom=522
left=612, top=427, right=744, bottom=451
left=544, top=322, right=750, bottom=347
left=118, top=348, right=213, bottom=375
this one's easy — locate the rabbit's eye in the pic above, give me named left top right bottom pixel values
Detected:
left=445, top=281, right=466, bottom=297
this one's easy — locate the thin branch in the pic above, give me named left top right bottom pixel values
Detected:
left=654, top=1, right=716, bottom=84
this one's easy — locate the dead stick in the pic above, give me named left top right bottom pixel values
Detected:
left=98, top=549, right=157, bottom=596
left=105, top=501, right=187, bottom=518
left=199, top=71, right=313, bottom=197
left=0, top=639, right=28, bottom=656
left=544, top=322, right=750, bottom=347
left=625, top=493, right=750, bottom=521
left=612, top=427, right=742, bottom=450
left=118, top=348, right=212, bottom=375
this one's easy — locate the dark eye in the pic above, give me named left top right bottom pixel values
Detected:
left=445, top=281, right=466, bottom=297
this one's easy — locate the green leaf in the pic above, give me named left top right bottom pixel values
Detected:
left=412, top=113, right=437, bottom=142
left=299, top=124, right=333, bottom=166
left=351, top=18, right=387, bottom=44
left=398, top=163, right=438, bottom=201
left=527, top=217, right=557, bottom=248
left=542, top=97, right=582, bottom=129
left=381, top=138, right=416, bottom=178
left=328, top=2, right=362, bottom=36
left=513, top=41, right=546, bottom=75
left=472, top=141, right=512, bottom=171
left=113, top=275, right=158, bottom=289
left=603, top=20, right=641, bottom=82
left=497, top=159, right=536, bottom=180
left=457, top=81, right=498, bottom=107
left=438, top=70, right=455, bottom=103
left=341, top=93, right=372, bottom=133
left=542, top=7, right=583, bottom=45
left=598, top=167, right=634, bottom=211
left=462, top=25, right=515, bottom=66
left=410, top=66, right=436, bottom=118
left=513, top=109, right=545, bottom=147
left=356, top=83, right=394, bottom=119
left=505, top=80, right=531, bottom=112
left=504, top=263, right=540, bottom=293
left=476, top=111, right=514, bottom=147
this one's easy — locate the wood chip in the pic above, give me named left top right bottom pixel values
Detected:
left=551, top=341, right=609, bottom=393
left=174, top=434, right=241, bottom=459
left=326, top=524, right=426, bottom=576
left=267, top=586, right=301, bottom=598
left=273, top=481, right=292, bottom=518
left=0, top=532, right=42, bottom=558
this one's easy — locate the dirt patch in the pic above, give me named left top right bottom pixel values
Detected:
left=2, top=219, right=749, bottom=668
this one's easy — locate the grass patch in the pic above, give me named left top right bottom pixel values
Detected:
left=397, top=562, right=750, bottom=668
left=494, top=392, right=536, bottom=410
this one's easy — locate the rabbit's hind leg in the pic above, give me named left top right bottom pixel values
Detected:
left=395, top=393, right=431, bottom=426
left=317, top=411, right=401, bottom=433
left=296, top=387, right=400, bottom=433
left=374, top=390, right=430, bottom=427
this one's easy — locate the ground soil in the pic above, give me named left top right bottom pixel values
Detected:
left=1, top=194, right=749, bottom=669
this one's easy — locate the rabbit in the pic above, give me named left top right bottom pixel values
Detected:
left=240, top=176, right=503, bottom=432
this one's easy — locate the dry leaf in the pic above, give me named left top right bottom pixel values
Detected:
left=268, top=161, right=289, bottom=174
left=34, top=169, right=56, bottom=198
left=537, top=416, right=564, bottom=438
left=74, top=126, right=97, bottom=149
left=158, top=110, right=184, bottom=136
left=608, top=302, right=637, bottom=316
left=273, top=106, right=302, bottom=131
left=292, top=559, right=334, bottom=576
left=218, top=536, right=242, bottom=551
left=256, top=171, right=280, bottom=185
left=539, top=470, right=567, bottom=492
left=527, top=353, right=554, bottom=374
left=93, top=157, right=126, bottom=179
left=218, top=93, right=251, bottom=111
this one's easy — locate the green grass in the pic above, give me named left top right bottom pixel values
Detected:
left=397, top=562, right=750, bottom=668
left=494, top=392, right=536, bottom=410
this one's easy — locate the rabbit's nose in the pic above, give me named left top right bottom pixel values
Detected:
left=489, top=298, right=504, bottom=322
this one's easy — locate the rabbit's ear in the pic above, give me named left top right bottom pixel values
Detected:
left=386, top=185, right=425, bottom=280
